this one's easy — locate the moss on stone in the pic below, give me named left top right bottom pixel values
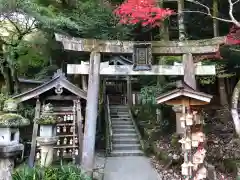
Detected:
left=35, top=115, right=57, bottom=125
left=3, top=98, right=19, bottom=112
left=0, top=113, right=30, bottom=127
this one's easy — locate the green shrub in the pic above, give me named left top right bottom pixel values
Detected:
left=13, top=164, right=92, bottom=180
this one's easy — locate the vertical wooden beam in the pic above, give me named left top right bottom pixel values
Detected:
left=76, top=99, right=83, bottom=165
left=127, top=76, right=132, bottom=106
left=81, top=52, right=101, bottom=176
left=28, top=98, right=41, bottom=167
left=82, top=75, right=88, bottom=91
left=72, top=100, right=76, bottom=164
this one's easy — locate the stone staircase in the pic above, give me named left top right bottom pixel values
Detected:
left=110, top=105, right=144, bottom=157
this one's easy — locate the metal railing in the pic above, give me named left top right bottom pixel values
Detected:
left=105, top=95, right=113, bottom=155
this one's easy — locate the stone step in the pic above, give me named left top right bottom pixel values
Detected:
left=113, top=138, right=139, bottom=144
left=113, top=133, right=138, bottom=138
left=113, top=144, right=141, bottom=150
left=112, top=124, right=135, bottom=129
left=110, top=107, right=128, bottom=109
left=110, top=150, right=144, bottom=157
left=113, top=129, right=136, bottom=133
left=110, top=105, right=128, bottom=107
left=110, top=115, right=130, bottom=119
left=111, top=121, right=132, bottom=124
left=111, top=117, right=131, bottom=120
left=110, top=113, right=129, bottom=115
left=111, top=119, right=131, bottom=122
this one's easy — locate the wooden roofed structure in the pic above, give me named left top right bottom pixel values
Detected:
left=12, top=69, right=87, bottom=167
left=13, top=69, right=87, bottom=102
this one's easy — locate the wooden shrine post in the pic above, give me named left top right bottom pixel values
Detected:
left=76, top=99, right=83, bottom=164
left=28, top=98, right=41, bottom=167
left=127, top=76, right=132, bottom=106
left=81, top=52, right=101, bottom=175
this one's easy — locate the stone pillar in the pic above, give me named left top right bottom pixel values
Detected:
left=36, top=137, right=58, bottom=167
left=0, top=144, right=24, bottom=180
left=0, top=158, right=14, bottom=180
left=172, top=105, right=185, bottom=135
left=82, top=52, right=101, bottom=176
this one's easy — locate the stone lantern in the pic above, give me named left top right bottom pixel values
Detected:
left=0, top=99, right=30, bottom=180
left=35, top=103, right=58, bottom=167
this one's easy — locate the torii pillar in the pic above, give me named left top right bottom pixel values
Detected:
left=81, top=52, right=101, bottom=176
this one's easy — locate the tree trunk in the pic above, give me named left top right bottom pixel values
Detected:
left=1, top=66, right=14, bottom=95
left=218, top=77, right=229, bottom=107
left=12, top=68, right=20, bottom=94
left=231, top=79, right=240, bottom=137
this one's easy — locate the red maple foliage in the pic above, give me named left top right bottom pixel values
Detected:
left=225, top=25, right=240, bottom=45
left=114, top=0, right=174, bottom=27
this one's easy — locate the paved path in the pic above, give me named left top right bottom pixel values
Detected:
left=103, top=156, right=161, bottom=180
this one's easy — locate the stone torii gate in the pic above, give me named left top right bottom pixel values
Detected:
left=55, top=33, right=223, bottom=175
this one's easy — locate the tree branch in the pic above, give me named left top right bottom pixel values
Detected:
left=228, top=0, right=240, bottom=27
left=233, top=0, right=240, bottom=5
left=187, top=0, right=240, bottom=27
left=182, top=11, right=235, bottom=23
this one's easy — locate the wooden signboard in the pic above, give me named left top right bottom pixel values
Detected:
left=132, top=43, right=152, bottom=71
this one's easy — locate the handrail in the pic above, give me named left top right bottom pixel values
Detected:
left=105, top=95, right=113, bottom=155
left=128, top=106, right=145, bottom=150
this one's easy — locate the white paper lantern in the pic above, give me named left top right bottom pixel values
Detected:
left=63, top=126, right=67, bottom=132
left=193, top=149, right=206, bottom=164
left=191, top=133, right=199, bottom=147
left=63, top=149, right=67, bottom=156
left=36, top=152, right=40, bottom=159
left=57, top=126, right=60, bottom=133
left=181, top=162, right=189, bottom=175
left=57, top=149, right=60, bottom=156
left=197, top=132, right=205, bottom=142
left=70, top=126, right=74, bottom=132
left=186, top=114, right=193, bottom=126
left=187, top=162, right=194, bottom=168
left=75, top=149, right=78, bottom=155
left=67, top=115, right=71, bottom=121
left=180, top=116, right=186, bottom=128
left=69, top=138, right=73, bottom=145
left=185, top=137, right=191, bottom=150
left=63, top=137, right=67, bottom=144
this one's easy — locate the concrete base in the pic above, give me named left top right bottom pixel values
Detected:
left=36, top=136, right=58, bottom=167
left=0, top=158, right=14, bottom=180
left=40, top=146, right=54, bottom=167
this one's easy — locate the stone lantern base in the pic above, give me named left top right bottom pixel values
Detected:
left=0, top=144, right=24, bottom=180
left=36, top=136, right=58, bottom=167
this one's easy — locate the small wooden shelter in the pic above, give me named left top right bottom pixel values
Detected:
left=156, top=83, right=212, bottom=107
left=13, top=69, right=87, bottom=166
left=156, top=82, right=212, bottom=180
